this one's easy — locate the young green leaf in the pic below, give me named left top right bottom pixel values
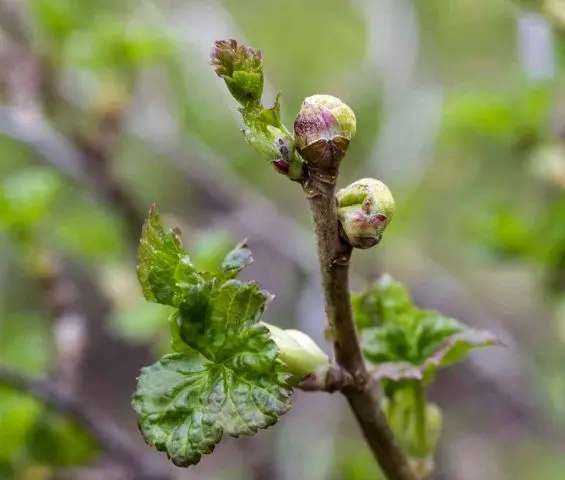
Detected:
left=132, top=280, right=291, bottom=467
left=210, top=39, right=264, bottom=107
left=137, top=205, right=202, bottom=306
left=356, top=274, right=502, bottom=384
left=220, top=239, right=253, bottom=274
left=351, top=273, right=413, bottom=329
left=210, top=40, right=304, bottom=181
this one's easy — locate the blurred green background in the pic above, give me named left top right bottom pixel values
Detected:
left=2, top=0, right=565, bottom=478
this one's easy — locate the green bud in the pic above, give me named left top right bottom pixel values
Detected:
left=336, top=178, right=395, bottom=249
left=382, top=394, right=443, bottom=458
left=210, top=39, right=264, bottom=106
left=263, top=323, right=330, bottom=383
left=293, top=94, right=356, bottom=173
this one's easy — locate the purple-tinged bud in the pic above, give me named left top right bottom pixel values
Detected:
left=293, top=95, right=356, bottom=174
left=337, top=178, right=395, bottom=249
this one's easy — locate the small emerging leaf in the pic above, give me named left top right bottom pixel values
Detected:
left=133, top=280, right=291, bottom=467
left=356, top=274, right=502, bottom=384
left=352, top=273, right=413, bottom=329
left=210, top=39, right=264, bottom=106
left=220, top=239, right=253, bottom=274
left=137, top=205, right=202, bottom=306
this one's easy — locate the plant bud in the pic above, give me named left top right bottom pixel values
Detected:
left=243, top=124, right=295, bottom=162
left=293, top=94, right=356, bottom=173
left=210, top=39, right=264, bottom=106
left=336, top=178, right=395, bottom=249
left=262, top=323, right=330, bottom=383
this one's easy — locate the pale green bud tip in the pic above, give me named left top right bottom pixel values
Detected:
left=210, top=39, right=264, bottom=106
left=293, top=94, right=356, bottom=171
left=263, top=323, right=330, bottom=382
left=336, top=178, right=395, bottom=249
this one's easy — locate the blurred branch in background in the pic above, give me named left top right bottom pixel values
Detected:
left=0, top=0, right=145, bottom=243
left=0, top=366, right=167, bottom=480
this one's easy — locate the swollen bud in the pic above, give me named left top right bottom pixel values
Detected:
left=263, top=323, right=330, bottom=383
left=210, top=39, right=264, bottom=106
left=293, top=95, right=356, bottom=174
left=336, top=178, right=395, bottom=249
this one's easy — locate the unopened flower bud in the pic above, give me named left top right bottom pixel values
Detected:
left=263, top=323, right=330, bottom=383
left=337, top=178, right=395, bottom=249
left=293, top=95, right=356, bottom=173
left=210, top=39, right=264, bottom=106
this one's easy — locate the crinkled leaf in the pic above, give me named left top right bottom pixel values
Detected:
left=362, top=321, right=501, bottom=384
left=133, top=280, right=291, bottom=467
left=413, top=312, right=466, bottom=362
left=137, top=205, right=202, bottom=306
left=220, top=239, right=253, bottom=274
left=358, top=274, right=502, bottom=379
left=361, top=324, right=412, bottom=364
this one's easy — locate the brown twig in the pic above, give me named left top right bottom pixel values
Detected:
left=0, top=366, right=168, bottom=480
left=303, top=173, right=416, bottom=480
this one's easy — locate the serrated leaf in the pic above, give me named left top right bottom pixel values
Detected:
left=220, top=239, right=253, bottom=274
left=362, top=321, right=500, bottom=384
left=357, top=274, right=502, bottom=382
left=133, top=279, right=291, bottom=467
left=137, top=205, right=202, bottom=306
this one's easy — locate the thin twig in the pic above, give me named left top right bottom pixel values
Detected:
left=0, top=366, right=168, bottom=480
left=303, top=173, right=416, bottom=480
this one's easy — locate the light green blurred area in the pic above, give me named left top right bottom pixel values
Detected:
left=1, top=0, right=565, bottom=478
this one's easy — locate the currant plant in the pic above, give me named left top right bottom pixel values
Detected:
left=131, top=39, right=502, bottom=479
